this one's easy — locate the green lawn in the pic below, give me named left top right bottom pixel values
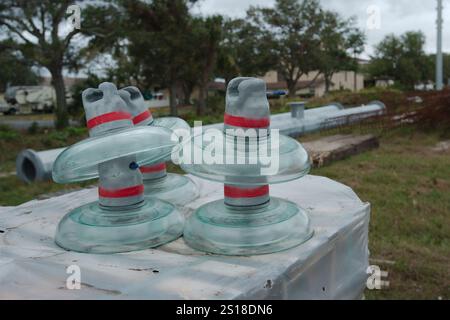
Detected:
left=0, top=113, right=55, bottom=121
left=309, top=126, right=450, bottom=300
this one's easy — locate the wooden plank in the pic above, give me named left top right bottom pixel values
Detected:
left=302, top=134, right=379, bottom=168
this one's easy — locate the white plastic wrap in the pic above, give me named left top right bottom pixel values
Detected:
left=0, top=175, right=370, bottom=299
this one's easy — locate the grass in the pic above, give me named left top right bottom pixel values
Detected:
left=0, top=124, right=90, bottom=205
left=0, top=125, right=88, bottom=174
left=308, top=125, right=450, bottom=300
left=0, top=113, right=55, bottom=121
left=0, top=175, right=93, bottom=205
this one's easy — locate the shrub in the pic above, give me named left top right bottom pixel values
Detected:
left=27, top=122, right=39, bottom=134
left=0, top=125, right=18, bottom=140
left=65, top=126, right=87, bottom=138
left=407, top=88, right=450, bottom=135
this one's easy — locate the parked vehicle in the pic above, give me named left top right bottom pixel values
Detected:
left=3, top=86, right=73, bottom=115
left=4, top=86, right=57, bottom=114
left=266, top=90, right=287, bottom=99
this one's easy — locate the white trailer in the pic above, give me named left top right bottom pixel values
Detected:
left=4, top=86, right=57, bottom=114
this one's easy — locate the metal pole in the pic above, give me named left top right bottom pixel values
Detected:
left=436, top=0, right=444, bottom=90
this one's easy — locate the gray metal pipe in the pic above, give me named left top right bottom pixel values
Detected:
left=15, top=101, right=385, bottom=183
left=319, top=101, right=386, bottom=130
left=271, top=101, right=385, bottom=137
left=286, top=101, right=345, bottom=119
left=271, top=102, right=344, bottom=123
left=204, top=102, right=346, bottom=131
left=16, top=148, right=66, bottom=183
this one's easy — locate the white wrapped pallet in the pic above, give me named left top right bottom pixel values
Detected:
left=0, top=175, right=370, bottom=299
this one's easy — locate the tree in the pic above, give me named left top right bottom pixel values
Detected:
left=0, top=0, right=82, bottom=128
left=84, top=0, right=217, bottom=116
left=0, top=45, right=38, bottom=92
left=171, top=16, right=221, bottom=110
left=247, top=0, right=324, bottom=97
left=348, top=32, right=366, bottom=91
left=317, top=12, right=365, bottom=93
left=216, top=18, right=274, bottom=86
left=181, top=16, right=223, bottom=115
left=119, top=0, right=196, bottom=116
left=368, top=31, right=430, bottom=89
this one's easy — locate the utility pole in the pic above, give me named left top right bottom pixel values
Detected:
left=436, top=0, right=444, bottom=90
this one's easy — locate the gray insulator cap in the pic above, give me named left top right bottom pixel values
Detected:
left=82, top=82, right=133, bottom=137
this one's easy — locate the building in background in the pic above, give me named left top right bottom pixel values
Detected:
left=260, top=69, right=365, bottom=98
left=374, top=77, right=395, bottom=88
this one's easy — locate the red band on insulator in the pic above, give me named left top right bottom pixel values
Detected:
left=87, top=111, right=132, bottom=129
left=224, top=185, right=269, bottom=198
left=224, top=113, right=270, bottom=128
left=140, top=163, right=166, bottom=173
left=133, top=110, right=152, bottom=125
left=98, top=185, right=144, bottom=198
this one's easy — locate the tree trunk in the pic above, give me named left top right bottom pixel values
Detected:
left=182, top=83, right=193, bottom=105
left=50, top=66, right=68, bottom=129
left=197, top=83, right=207, bottom=116
left=287, top=80, right=297, bottom=98
left=325, top=75, right=332, bottom=93
left=169, top=83, right=178, bottom=116
left=224, top=77, right=231, bottom=90
left=353, top=52, right=358, bottom=92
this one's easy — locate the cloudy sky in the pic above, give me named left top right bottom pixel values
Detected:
left=192, top=0, right=449, bottom=58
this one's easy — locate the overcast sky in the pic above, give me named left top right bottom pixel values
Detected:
left=192, top=0, right=449, bottom=58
